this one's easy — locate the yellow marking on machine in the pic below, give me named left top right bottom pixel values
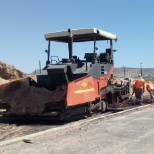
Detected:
left=81, top=82, right=88, bottom=87
left=74, top=88, right=94, bottom=94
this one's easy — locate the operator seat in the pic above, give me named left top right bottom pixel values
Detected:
left=99, top=53, right=109, bottom=63
left=84, top=53, right=97, bottom=62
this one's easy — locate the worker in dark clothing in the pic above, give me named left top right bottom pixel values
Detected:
left=146, top=81, right=154, bottom=102
left=134, top=74, right=145, bottom=105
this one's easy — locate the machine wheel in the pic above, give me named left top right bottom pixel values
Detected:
left=100, top=101, right=107, bottom=113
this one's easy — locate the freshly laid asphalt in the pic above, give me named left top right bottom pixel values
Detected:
left=0, top=104, right=154, bottom=154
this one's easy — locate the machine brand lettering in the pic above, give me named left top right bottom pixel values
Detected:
left=74, top=88, right=94, bottom=94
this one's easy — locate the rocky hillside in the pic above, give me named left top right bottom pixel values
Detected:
left=113, top=67, right=154, bottom=78
left=0, top=61, right=26, bottom=84
left=1, top=61, right=154, bottom=84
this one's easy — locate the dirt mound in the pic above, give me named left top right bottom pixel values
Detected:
left=0, top=61, right=26, bottom=80
left=0, top=61, right=67, bottom=115
left=4, top=86, right=51, bottom=115
left=3, top=85, right=67, bottom=115
left=0, top=77, right=8, bottom=84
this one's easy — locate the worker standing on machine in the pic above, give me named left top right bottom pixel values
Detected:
left=146, top=81, right=154, bottom=102
left=134, top=74, right=145, bottom=105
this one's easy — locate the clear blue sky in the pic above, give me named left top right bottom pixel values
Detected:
left=1, top=0, right=154, bottom=73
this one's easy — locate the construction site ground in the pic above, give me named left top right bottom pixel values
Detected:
left=0, top=61, right=154, bottom=153
left=0, top=101, right=154, bottom=154
left=0, top=91, right=150, bottom=140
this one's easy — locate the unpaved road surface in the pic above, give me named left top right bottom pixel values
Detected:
left=0, top=104, right=154, bottom=154
left=0, top=120, right=65, bottom=142
left=0, top=93, right=151, bottom=142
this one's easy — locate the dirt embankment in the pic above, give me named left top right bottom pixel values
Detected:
left=0, top=61, right=26, bottom=84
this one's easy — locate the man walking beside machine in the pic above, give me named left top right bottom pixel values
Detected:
left=146, top=81, right=154, bottom=102
left=134, top=74, right=145, bottom=105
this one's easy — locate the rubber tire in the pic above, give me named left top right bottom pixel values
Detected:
left=100, top=101, right=107, bottom=112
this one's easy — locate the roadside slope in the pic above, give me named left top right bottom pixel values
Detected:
left=0, top=61, right=26, bottom=84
